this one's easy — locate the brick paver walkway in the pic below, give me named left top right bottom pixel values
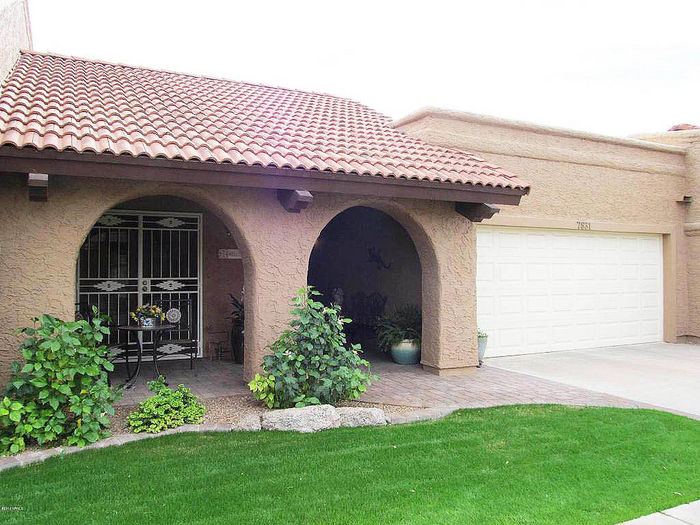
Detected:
left=114, top=357, right=666, bottom=414
left=361, top=360, right=653, bottom=410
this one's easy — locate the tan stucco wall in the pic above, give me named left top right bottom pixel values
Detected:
left=202, top=209, right=244, bottom=355
left=633, top=130, right=700, bottom=338
left=0, top=0, right=31, bottom=83
left=0, top=173, right=477, bottom=382
left=395, top=110, right=692, bottom=339
left=685, top=143, right=700, bottom=339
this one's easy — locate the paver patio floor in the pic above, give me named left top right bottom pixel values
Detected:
left=361, top=359, right=653, bottom=411
left=113, top=355, right=669, bottom=415
left=113, top=360, right=248, bottom=406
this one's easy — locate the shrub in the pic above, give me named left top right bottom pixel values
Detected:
left=376, top=305, right=422, bottom=353
left=127, top=376, right=205, bottom=433
left=1, top=310, right=121, bottom=454
left=0, top=397, right=27, bottom=454
left=249, top=287, right=376, bottom=409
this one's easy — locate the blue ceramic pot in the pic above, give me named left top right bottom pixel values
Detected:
left=390, top=339, right=421, bottom=365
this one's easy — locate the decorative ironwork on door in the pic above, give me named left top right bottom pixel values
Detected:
left=76, top=211, right=202, bottom=357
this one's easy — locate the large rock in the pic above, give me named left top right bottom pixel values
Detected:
left=261, top=404, right=340, bottom=433
left=236, top=413, right=262, bottom=432
left=337, top=407, right=387, bottom=427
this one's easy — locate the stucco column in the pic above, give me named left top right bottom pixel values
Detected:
left=239, top=192, right=317, bottom=381
left=417, top=208, right=478, bottom=374
left=684, top=141, right=700, bottom=337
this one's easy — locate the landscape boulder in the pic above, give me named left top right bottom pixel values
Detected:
left=236, top=413, right=262, bottom=432
left=336, top=407, right=387, bottom=427
left=261, top=404, right=340, bottom=433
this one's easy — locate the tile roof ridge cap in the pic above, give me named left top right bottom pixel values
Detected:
left=18, top=50, right=385, bottom=114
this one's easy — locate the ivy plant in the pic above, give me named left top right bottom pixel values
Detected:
left=249, top=287, right=377, bottom=409
left=1, top=309, right=121, bottom=454
left=127, top=376, right=205, bottom=433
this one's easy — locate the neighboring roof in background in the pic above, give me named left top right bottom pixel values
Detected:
left=669, top=123, right=700, bottom=131
left=0, top=51, right=528, bottom=192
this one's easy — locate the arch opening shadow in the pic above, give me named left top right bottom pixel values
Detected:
left=307, top=206, right=422, bottom=362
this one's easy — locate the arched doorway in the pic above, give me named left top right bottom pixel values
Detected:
left=307, top=206, right=422, bottom=361
left=75, top=196, right=246, bottom=389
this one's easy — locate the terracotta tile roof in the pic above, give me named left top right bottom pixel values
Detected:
left=669, top=123, right=700, bottom=131
left=0, top=51, right=528, bottom=191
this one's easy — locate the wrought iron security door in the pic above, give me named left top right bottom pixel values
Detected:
left=76, top=211, right=202, bottom=357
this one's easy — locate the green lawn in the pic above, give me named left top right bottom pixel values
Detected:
left=1, top=406, right=698, bottom=524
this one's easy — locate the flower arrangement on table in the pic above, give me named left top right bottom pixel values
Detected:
left=130, top=304, right=165, bottom=327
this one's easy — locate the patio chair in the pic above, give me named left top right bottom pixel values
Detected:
left=207, top=330, right=230, bottom=361
left=346, top=291, right=387, bottom=344
left=153, top=297, right=199, bottom=375
left=349, top=291, right=387, bottom=327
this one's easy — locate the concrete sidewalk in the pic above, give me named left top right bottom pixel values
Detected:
left=621, top=500, right=700, bottom=524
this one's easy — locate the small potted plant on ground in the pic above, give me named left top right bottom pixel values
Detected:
left=130, top=304, right=165, bottom=327
left=376, top=305, right=422, bottom=365
left=477, top=329, right=488, bottom=366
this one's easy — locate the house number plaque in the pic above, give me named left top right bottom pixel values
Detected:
left=218, top=249, right=241, bottom=260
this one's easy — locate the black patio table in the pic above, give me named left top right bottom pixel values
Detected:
left=116, top=324, right=176, bottom=389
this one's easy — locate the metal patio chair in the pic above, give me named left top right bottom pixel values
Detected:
left=153, top=297, right=199, bottom=375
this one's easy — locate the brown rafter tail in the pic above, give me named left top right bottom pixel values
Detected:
left=27, top=173, right=48, bottom=201
left=455, top=202, right=500, bottom=222
left=277, top=189, right=313, bottom=213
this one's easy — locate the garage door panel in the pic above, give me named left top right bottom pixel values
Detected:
left=498, top=263, right=522, bottom=281
left=476, top=262, right=495, bottom=281
left=498, top=295, right=522, bottom=314
left=477, top=226, right=663, bottom=357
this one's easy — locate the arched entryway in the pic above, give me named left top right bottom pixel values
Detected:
left=75, top=195, right=248, bottom=395
left=307, top=206, right=422, bottom=361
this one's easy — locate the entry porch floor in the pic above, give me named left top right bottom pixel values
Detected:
left=112, top=351, right=678, bottom=416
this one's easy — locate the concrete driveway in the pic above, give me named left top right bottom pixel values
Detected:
left=487, top=343, right=700, bottom=418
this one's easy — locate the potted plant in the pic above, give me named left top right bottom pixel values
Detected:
left=130, top=304, right=165, bottom=327
left=228, top=293, right=244, bottom=364
left=477, top=329, right=488, bottom=366
left=376, top=305, right=421, bottom=364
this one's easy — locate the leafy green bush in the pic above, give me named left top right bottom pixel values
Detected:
left=376, top=305, right=422, bottom=353
left=0, top=397, right=27, bottom=454
left=1, top=310, right=121, bottom=454
left=249, top=287, right=376, bottom=409
left=127, top=376, right=205, bottom=433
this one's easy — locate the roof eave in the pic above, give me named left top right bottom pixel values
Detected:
left=0, top=146, right=527, bottom=205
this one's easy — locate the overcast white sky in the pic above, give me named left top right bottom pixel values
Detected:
left=28, top=0, right=700, bottom=137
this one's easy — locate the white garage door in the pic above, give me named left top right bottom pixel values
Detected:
left=476, top=226, right=664, bottom=357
